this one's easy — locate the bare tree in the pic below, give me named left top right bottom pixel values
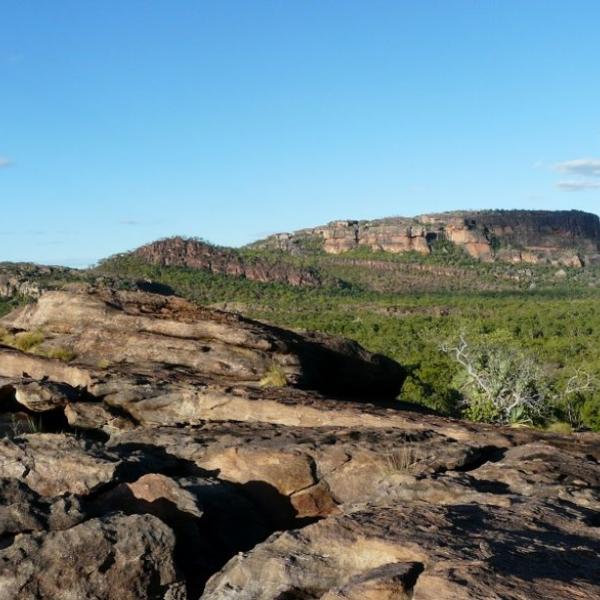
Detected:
left=440, top=334, right=549, bottom=424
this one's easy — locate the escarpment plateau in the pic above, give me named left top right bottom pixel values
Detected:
left=0, top=287, right=598, bottom=599
left=252, top=209, right=600, bottom=267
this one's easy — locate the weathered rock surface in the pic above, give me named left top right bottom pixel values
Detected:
left=0, top=263, right=75, bottom=299
left=0, top=288, right=598, bottom=599
left=252, top=209, right=600, bottom=266
left=0, top=433, right=121, bottom=496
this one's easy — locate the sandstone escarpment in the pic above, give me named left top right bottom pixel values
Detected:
left=252, top=209, right=600, bottom=266
left=0, top=288, right=598, bottom=599
left=131, top=236, right=322, bottom=286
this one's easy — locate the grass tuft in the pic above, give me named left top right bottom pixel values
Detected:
left=44, top=347, right=77, bottom=362
left=260, top=363, right=288, bottom=388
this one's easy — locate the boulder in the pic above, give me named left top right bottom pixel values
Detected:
left=0, top=514, right=186, bottom=600
left=0, top=288, right=598, bottom=599
left=0, top=433, right=121, bottom=496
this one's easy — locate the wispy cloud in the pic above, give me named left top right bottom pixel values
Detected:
left=119, top=219, right=141, bottom=226
left=554, top=158, right=600, bottom=178
left=556, top=180, right=600, bottom=192
left=0, top=157, right=12, bottom=168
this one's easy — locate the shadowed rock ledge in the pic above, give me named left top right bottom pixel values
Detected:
left=0, top=288, right=598, bottom=599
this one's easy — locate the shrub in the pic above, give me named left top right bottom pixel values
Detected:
left=10, top=414, right=43, bottom=436
left=580, top=397, right=600, bottom=431
left=382, top=447, right=418, bottom=474
left=546, top=421, right=573, bottom=434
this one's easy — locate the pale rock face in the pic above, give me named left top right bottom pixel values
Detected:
left=203, top=500, right=600, bottom=600
left=0, top=288, right=598, bottom=599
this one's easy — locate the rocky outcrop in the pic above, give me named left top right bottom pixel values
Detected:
left=252, top=209, right=600, bottom=266
left=0, top=288, right=405, bottom=398
left=0, top=263, right=75, bottom=298
left=0, top=288, right=598, bottom=599
left=131, top=236, right=322, bottom=286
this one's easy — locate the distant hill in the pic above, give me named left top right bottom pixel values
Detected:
left=129, top=236, right=323, bottom=287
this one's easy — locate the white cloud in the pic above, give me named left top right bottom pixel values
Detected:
left=556, top=180, right=600, bottom=191
left=554, top=158, right=600, bottom=177
left=0, top=157, right=12, bottom=168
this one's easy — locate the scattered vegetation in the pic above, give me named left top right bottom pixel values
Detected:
left=441, top=334, right=550, bottom=425
left=382, top=446, right=418, bottom=474
left=0, top=324, right=76, bottom=362
left=10, top=414, right=44, bottom=436
left=2, top=330, right=46, bottom=352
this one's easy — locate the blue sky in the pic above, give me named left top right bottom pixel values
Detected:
left=2, top=1, right=600, bottom=266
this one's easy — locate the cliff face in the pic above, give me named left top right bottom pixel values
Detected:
left=132, top=237, right=321, bottom=286
left=252, top=210, right=600, bottom=267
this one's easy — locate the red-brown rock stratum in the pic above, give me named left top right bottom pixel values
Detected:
left=0, top=287, right=598, bottom=599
